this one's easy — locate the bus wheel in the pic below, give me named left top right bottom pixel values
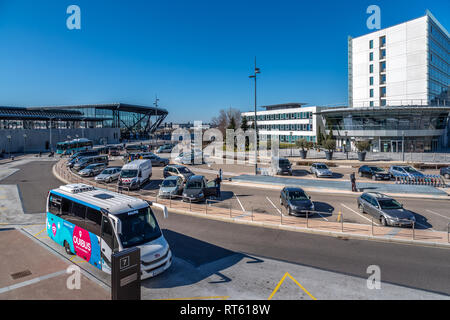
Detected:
left=64, top=241, right=74, bottom=255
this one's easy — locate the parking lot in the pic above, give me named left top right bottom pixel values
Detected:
left=67, top=153, right=450, bottom=232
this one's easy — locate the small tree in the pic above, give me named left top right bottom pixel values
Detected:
left=240, top=116, right=249, bottom=131
left=296, top=138, right=313, bottom=151
left=355, top=140, right=371, bottom=152
left=324, top=139, right=336, bottom=152
left=227, top=116, right=237, bottom=130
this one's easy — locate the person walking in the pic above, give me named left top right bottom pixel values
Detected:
left=219, top=168, right=223, bottom=181
left=214, top=174, right=222, bottom=199
left=350, top=172, right=357, bottom=192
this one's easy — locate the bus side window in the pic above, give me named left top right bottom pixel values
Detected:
left=69, top=202, right=86, bottom=229
left=48, top=194, right=62, bottom=215
left=60, top=197, right=73, bottom=219
left=85, top=207, right=102, bottom=236
left=101, top=216, right=114, bottom=250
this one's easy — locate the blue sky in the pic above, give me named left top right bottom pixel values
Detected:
left=0, top=0, right=448, bottom=122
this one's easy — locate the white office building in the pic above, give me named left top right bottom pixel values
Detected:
left=349, top=10, right=448, bottom=108
left=241, top=103, right=327, bottom=144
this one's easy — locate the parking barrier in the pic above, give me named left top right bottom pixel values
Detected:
left=341, top=213, right=344, bottom=232
left=412, top=221, right=415, bottom=240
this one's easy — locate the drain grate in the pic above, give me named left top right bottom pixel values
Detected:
left=10, top=270, right=32, bottom=280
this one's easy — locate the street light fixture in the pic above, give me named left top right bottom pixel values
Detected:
left=249, top=57, right=261, bottom=175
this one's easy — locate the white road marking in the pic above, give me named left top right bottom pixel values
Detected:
left=235, top=195, right=246, bottom=212
left=266, top=197, right=284, bottom=216
left=341, top=203, right=380, bottom=226
left=315, top=212, right=329, bottom=221
left=0, top=270, right=66, bottom=294
left=426, top=209, right=450, bottom=221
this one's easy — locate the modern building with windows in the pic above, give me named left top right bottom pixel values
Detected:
left=321, top=10, right=449, bottom=153
left=241, top=103, right=328, bottom=144
left=0, top=103, right=168, bottom=153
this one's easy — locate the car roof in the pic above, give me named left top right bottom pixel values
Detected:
left=188, top=175, right=205, bottom=181
left=364, top=192, right=392, bottom=199
left=284, top=187, right=305, bottom=193
left=164, top=176, right=180, bottom=181
left=313, top=162, right=326, bottom=165
left=167, top=164, right=186, bottom=168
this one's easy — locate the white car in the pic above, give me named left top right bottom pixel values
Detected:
left=310, top=163, right=333, bottom=178
left=94, top=167, right=122, bottom=183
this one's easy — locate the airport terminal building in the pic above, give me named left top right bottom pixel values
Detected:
left=0, top=103, right=168, bottom=153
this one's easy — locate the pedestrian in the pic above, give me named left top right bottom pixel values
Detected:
left=350, top=172, right=357, bottom=192
left=219, top=168, right=223, bottom=181
left=214, top=174, right=222, bottom=199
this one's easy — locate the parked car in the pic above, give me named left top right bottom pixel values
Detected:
left=280, top=187, right=314, bottom=216
left=157, top=144, right=175, bottom=154
left=141, top=153, right=170, bottom=166
left=94, top=166, right=122, bottom=183
left=78, top=163, right=108, bottom=177
left=440, top=167, right=450, bottom=179
left=108, top=147, right=121, bottom=156
left=388, top=165, right=424, bottom=179
left=175, top=149, right=205, bottom=164
left=275, top=158, right=293, bottom=176
left=69, top=150, right=99, bottom=162
left=358, top=165, right=391, bottom=181
left=125, top=144, right=146, bottom=152
left=73, top=155, right=109, bottom=171
left=158, top=176, right=184, bottom=199
left=357, top=192, right=416, bottom=227
left=118, top=159, right=152, bottom=190
left=163, top=164, right=194, bottom=183
left=310, top=163, right=333, bottom=178
left=182, top=175, right=218, bottom=202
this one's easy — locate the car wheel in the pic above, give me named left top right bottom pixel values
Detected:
left=380, top=216, right=387, bottom=226
left=358, top=203, right=365, bottom=214
left=445, top=173, right=450, bottom=179
left=64, top=241, right=74, bottom=255
left=315, top=173, right=318, bottom=178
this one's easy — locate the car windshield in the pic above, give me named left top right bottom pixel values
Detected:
left=178, top=167, right=191, bottom=174
left=403, top=167, right=418, bottom=173
left=288, top=191, right=308, bottom=201
left=370, top=167, right=384, bottom=172
left=121, top=169, right=138, bottom=178
left=379, top=199, right=403, bottom=210
left=117, top=207, right=162, bottom=248
left=316, top=164, right=328, bottom=169
left=186, top=180, right=202, bottom=189
left=102, top=169, right=115, bottom=174
left=279, top=160, right=290, bottom=166
left=85, top=164, right=98, bottom=169
left=162, top=179, right=177, bottom=187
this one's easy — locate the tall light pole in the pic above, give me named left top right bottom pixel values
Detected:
left=249, top=57, right=261, bottom=175
left=7, top=135, right=11, bottom=158
left=23, top=134, right=27, bottom=154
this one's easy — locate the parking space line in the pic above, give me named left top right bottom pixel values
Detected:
left=268, top=272, right=317, bottom=300
left=33, top=228, right=46, bottom=237
left=266, top=197, right=284, bottom=216
left=152, top=296, right=230, bottom=300
left=235, top=195, right=246, bottom=212
left=426, top=209, right=450, bottom=221
left=341, top=203, right=380, bottom=226
left=0, top=270, right=66, bottom=294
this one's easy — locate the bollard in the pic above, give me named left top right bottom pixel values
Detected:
left=189, top=198, right=192, bottom=211
left=229, top=201, right=232, bottom=218
left=251, top=207, right=253, bottom=222
left=306, top=211, right=309, bottom=228
left=371, top=217, right=374, bottom=236
left=205, top=199, right=208, bottom=214
left=412, top=221, right=415, bottom=240
left=169, top=194, right=171, bottom=208
left=341, top=213, right=344, bottom=232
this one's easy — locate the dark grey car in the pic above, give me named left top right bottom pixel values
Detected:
left=357, top=192, right=416, bottom=227
left=182, top=175, right=218, bottom=202
left=280, top=187, right=314, bottom=216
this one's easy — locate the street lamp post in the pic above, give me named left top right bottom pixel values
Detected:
left=23, top=134, right=27, bottom=154
left=345, top=131, right=348, bottom=160
left=402, top=131, right=405, bottom=162
left=6, top=135, right=11, bottom=158
left=249, top=57, right=261, bottom=175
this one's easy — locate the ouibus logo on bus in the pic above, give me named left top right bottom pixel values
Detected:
left=73, top=226, right=92, bottom=261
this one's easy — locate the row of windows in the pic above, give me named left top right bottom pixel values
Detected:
left=257, top=123, right=313, bottom=131
left=245, top=112, right=313, bottom=122
left=429, top=22, right=450, bottom=53
left=48, top=194, right=112, bottom=238
left=429, top=52, right=449, bottom=75
left=262, top=135, right=316, bottom=143
left=429, top=65, right=449, bottom=88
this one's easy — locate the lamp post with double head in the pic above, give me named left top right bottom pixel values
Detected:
left=249, top=57, right=261, bottom=175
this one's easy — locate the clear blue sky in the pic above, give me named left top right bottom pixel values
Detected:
left=0, top=0, right=448, bottom=122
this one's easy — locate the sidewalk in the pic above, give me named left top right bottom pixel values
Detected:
left=53, top=160, right=450, bottom=249
left=0, top=228, right=109, bottom=299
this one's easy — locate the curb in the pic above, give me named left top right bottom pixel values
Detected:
left=52, top=162, right=450, bottom=250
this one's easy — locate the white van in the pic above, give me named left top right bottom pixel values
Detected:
left=119, top=159, right=152, bottom=190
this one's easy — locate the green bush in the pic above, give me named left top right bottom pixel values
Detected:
left=324, top=139, right=336, bottom=152
left=295, top=139, right=313, bottom=151
left=355, top=140, right=371, bottom=152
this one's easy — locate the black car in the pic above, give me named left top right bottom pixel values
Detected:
left=182, top=175, right=218, bottom=202
left=276, top=158, right=293, bottom=176
left=440, top=167, right=450, bottom=179
left=358, top=165, right=391, bottom=181
left=280, top=187, right=314, bottom=216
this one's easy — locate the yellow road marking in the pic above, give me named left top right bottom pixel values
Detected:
left=268, top=272, right=317, bottom=300
left=152, top=296, right=229, bottom=300
left=37, top=236, right=50, bottom=239
left=34, top=228, right=46, bottom=237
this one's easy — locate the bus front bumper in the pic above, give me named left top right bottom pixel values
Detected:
left=141, top=249, right=172, bottom=280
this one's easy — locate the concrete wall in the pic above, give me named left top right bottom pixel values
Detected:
left=0, top=128, right=120, bottom=153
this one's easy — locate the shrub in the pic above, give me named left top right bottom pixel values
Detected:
left=355, top=140, right=371, bottom=152
left=324, top=139, right=336, bottom=152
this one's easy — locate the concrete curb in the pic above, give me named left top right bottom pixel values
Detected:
left=52, top=162, right=450, bottom=250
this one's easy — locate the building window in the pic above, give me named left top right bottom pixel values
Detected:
left=370, top=89, right=374, bottom=98
left=380, top=99, right=387, bottom=106
left=370, top=101, right=374, bottom=107
left=380, top=36, right=386, bottom=47
left=369, top=52, right=373, bottom=61
left=369, top=64, right=373, bottom=73
left=380, top=49, right=386, bottom=59
left=369, top=77, right=374, bottom=86
left=369, top=40, right=373, bottom=49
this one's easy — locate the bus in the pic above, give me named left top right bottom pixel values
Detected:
left=46, top=183, right=172, bottom=279
left=56, top=138, right=93, bottom=155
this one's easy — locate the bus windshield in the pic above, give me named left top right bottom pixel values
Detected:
left=117, top=207, right=162, bottom=248
left=121, top=169, right=137, bottom=178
